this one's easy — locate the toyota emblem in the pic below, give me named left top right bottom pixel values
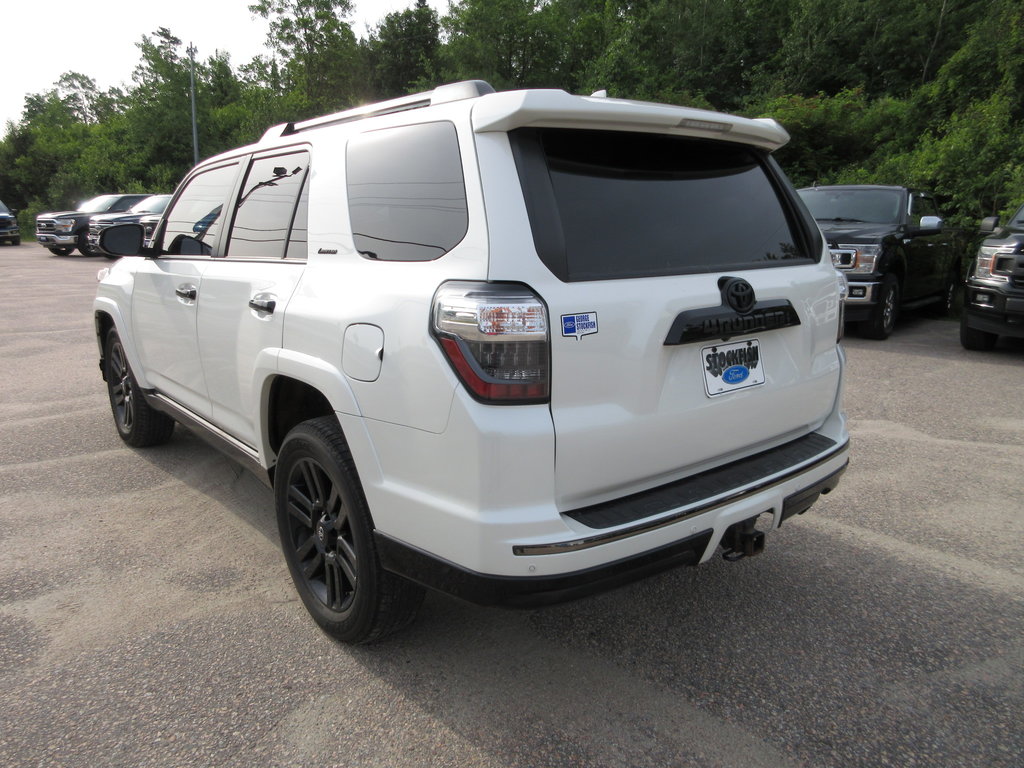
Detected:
left=722, top=278, right=756, bottom=314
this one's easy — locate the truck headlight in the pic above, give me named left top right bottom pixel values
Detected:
left=838, top=243, right=881, bottom=274
left=56, top=220, right=75, bottom=233
left=973, top=245, right=1013, bottom=283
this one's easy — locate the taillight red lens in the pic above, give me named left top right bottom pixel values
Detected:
left=432, top=282, right=550, bottom=404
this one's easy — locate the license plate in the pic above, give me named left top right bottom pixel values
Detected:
left=701, top=339, right=765, bottom=397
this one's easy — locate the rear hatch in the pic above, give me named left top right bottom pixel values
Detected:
left=491, top=122, right=842, bottom=508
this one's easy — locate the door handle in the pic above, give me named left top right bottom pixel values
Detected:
left=248, top=298, right=276, bottom=314
left=175, top=285, right=197, bottom=301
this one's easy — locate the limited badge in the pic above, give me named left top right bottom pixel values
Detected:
left=561, top=312, right=599, bottom=339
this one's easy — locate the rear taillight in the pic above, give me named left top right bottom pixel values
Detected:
left=432, top=281, right=550, bottom=404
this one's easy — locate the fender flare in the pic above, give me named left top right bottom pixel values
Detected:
left=93, top=296, right=152, bottom=390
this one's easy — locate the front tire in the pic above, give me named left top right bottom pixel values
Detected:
left=960, top=313, right=997, bottom=351
left=860, top=274, right=899, bottom=339
left=77, top=231, right=94, bottom=256
left=275, top=417, right=424, bottom=644
left=48, top=246, right=74, bottom=256
left=104, top=328, right=175, bottom=446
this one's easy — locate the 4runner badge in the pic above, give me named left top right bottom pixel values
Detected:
left=562, top=312, right=599, bottom=339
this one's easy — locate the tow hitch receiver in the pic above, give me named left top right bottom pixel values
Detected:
left=721, top=516, right=766, bottom=561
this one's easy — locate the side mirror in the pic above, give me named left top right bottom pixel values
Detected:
left=979, top=216, right=999, bottom=234
left=916, top=215, right=943, bottom=233
left=167, top=233, right=212, bottom=256
left=98, top=223, right=145, bottom=256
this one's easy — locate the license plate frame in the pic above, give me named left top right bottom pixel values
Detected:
left=701, top=338, right=765, bottom=397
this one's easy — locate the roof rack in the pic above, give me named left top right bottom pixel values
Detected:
left=259, top=81, right=496, bottom=142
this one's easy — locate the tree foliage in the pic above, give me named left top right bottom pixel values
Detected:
left=2, top=0, right=1022, bottom=232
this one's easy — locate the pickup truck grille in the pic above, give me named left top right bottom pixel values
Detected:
left=36, top=219, right=56, bottom=233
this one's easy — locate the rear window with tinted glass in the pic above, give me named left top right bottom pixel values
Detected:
left=511, top=128, right=815, bottom=281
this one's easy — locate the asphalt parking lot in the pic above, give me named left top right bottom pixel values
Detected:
left=1, top=242, right=1022, bottom=768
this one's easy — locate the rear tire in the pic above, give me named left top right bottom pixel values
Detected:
left=275, top=416, right=424, bottom=644
left=104, top=328, right=175, bottom=446
left=860, top=274, right=899, bottom=339
left=959, top=313, right=997, bottom=351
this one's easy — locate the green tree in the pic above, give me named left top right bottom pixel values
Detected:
left=366, top=0, right=441, bottom=97
left=442, top=0, right=561, bottom=88
left=250, top=0, right=360, bottom=115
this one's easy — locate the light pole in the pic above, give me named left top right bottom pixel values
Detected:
left=187, top=43, right=199, bottom=166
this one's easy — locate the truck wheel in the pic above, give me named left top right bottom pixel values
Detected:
left=275, top=416, right=424, bottom=644
left=959, top=313, right=997, bottom=351
left=104, top=328, right=175, bottom=446
left=11, top=237, right=20, bottom=246
left=77, top=231, right=94, bottom=256
left=48, top=247, right=74, bottom=256
left=860, top=274, right=899, bottom=339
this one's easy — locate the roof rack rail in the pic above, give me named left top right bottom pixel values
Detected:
left=258, top=81, right=495, bottom=141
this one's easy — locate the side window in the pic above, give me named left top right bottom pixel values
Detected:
left=346, top=121, right=468, bottom=261
left=228, top=151, right=310, bottom=259
left=162, top=162, right=239, bottom=256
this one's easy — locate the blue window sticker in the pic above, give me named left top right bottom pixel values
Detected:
left=561, top=312, right=599, bottom=339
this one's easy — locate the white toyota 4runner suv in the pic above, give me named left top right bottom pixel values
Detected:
left=94, top=81, right=849, bottom=643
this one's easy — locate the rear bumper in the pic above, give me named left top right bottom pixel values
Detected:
left=377, top=435, right=849, bottom=607
left=376, top=527, right=716, bottom=607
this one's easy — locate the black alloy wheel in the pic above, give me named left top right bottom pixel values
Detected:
left=104, top=328, right=175, bottom=446
left=275, top=417, right=423, bottom=643
left=286, top=453, right=360, bottom=614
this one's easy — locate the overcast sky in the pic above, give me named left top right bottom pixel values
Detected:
left=3, top=0, right=448, bottom=133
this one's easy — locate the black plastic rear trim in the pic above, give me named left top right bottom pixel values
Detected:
left=664, top=299, right=802, bottom=344
left=375, top=529, right=714, bottom=608
left=565, top=433, right=841, bottom=530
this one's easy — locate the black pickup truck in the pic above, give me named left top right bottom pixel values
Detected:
left=798, top=185, right=965, bottom=339
left=960, top=202, right=1024, bottom=350
left=35, top=194, right=150, bottom=256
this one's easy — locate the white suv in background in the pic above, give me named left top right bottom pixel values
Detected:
left=94, top=81, right=849, bottom=643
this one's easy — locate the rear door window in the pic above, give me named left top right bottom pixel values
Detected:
left=227, top=151, right=309, bottom=259
left=511, top=128, right=816, bottom=281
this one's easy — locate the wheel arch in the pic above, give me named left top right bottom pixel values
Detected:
left=93, top=301, right=151, bottom=389
left=261, top=350, right=364, bottom=477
